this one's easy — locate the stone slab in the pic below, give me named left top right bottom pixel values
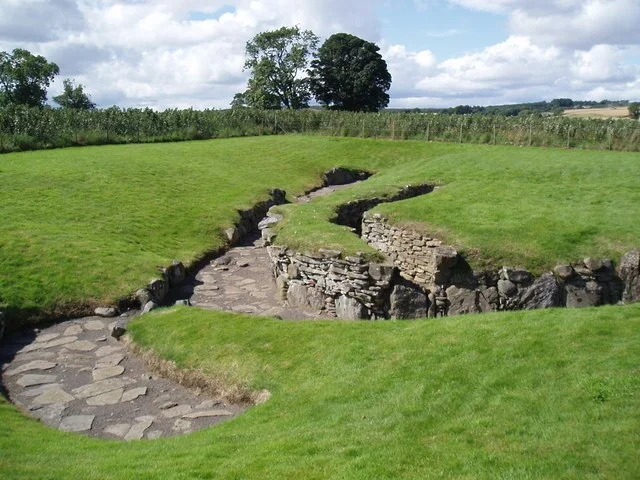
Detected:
left=86, top=388, right=124, bottom=406
left=104, top=423, right=131, bottom=438
left=63, top=325, right=83, bottom=336
left=17, top=374, right=58, bottom=387
left=32, top=388, right=75, bottom=406
left=161, top=404, right=193, bottom=418
left=21, top=383, right=64, bottom=398
left=124, top=418, right=154, bottom=441
left=5, top=360, right=57, bottom=377
left=84, top=320, right=106, bottom=331
left=183, top=409, right=234, bottom=419
left=35, top=333, right=61, bottom=343
left=96, top=353, right=125, bottom=367
left=95, top=345, right=123, bottom=357
left=121, top=387, right=147, bottom=402
left=65, top=340, right=98, bottom=352
left=92, top=365, right=125, bottom=381
left=72, top=378, right=129, bottom=399
left=31, top=403, right=66, bottom=424
left=60, top=415, right=95, bottom=432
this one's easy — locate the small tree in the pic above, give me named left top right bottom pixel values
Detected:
left=629, top=102, right=640, bottom=120
left=238, top=26, right=319, bottom=109
left=0, top=48, right=59, bottom=108
left=53, top=78, right=95, bottom=110
left=309, top=33, right=391, bottom=112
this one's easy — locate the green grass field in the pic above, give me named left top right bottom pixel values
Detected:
left=1, top=136, right=639, bottom=321
left=1, top=306, right=639, bottom=479
left=1, top=136, right=640, bottom=478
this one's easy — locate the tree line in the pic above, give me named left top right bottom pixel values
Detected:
left=232, top=26, right=392, bottom=112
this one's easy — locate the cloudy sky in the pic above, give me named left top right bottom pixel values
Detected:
left=1, top=0, right=639, bottom=109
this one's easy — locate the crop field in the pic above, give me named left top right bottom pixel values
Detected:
left=1, top=135, right=639, bottom=478
left=563, top=107, right=632, bottom=119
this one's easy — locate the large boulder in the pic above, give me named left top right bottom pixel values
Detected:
left=286, top=282, right=325, bottom=311
left=565, top=278, right=600, bottom=308
left=517, top=273, right=562, bottom=309
left=335, top=295, right=369, bottom=320
left=618, top=250, right=640, bottom=303
left=389, top=278, right=427, bottom=319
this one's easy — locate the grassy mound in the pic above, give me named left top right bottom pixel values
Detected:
left=1, top=305, right=638, bottom=478
left=1, top=136, right=639, bottom=320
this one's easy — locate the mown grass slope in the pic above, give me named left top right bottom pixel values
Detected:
left=1, top=136, right=639, bottom=320
left=1, top=305, right=639, bottom=479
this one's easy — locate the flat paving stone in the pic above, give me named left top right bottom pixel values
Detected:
left=95, top=345, right=123, bottom=357
left=21, top=383, right=64, bottom=397
left=35, top=333, right=61, bottom=343
left=72, top=378, right=130, bottom=399
left=92, top=365, right=125, bottom=381
left=7, top=350, right=56, bottom=362
left=96, top=353, right=125, bottom=367
left=5, top=360, right=57, bottom=376
left=86, top=388, right=124, bottom=406
left=172, top=418, right=192, bottom=432
left=183, top=409, right=234, bottom=418
left=63, top=325, right=83, bottom=336
left=65, top=340, right=97, bottom=352
left=23, top=336, right=78, bottom=352
left=104, top=423, right=131, bottom=438
left=31, top=403, right=66, bottom=424
left=121, top=387, right=147, bottom=402
left=125, top=417, right=154, bottom=441
left=146, top=430, right=163, bottom=439
left=60, top=415, right=95, bottom=432
left=17, top=374, right=58, bottom=387
left=162, top=404, right=193, bottom=418
left=83, top=320, right=106, bottom=331
left=32, top=388, right=75, bottom=406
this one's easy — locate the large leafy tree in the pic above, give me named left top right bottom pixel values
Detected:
left=53, top=78, right=96, bottom=110
left=238, top=26, right=319, bottom=109
left=309, top=33, right=392, bottom=112
left=0, top=48, right=59, bottom=107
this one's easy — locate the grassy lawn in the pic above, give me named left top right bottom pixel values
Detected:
left=1, top=305, right=638, bottom=479
left=1, top=136, right=639, bottom=321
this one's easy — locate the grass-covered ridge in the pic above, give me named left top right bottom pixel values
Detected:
left=1, top=305, right=639, bottom=479
left=1, top=136, right=639, bottom=320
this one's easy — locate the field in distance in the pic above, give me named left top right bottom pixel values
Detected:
left=563, top=106, right=632, bottom=119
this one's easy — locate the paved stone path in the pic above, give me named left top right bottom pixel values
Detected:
left=1, top=316, right=243, bottom=440
left=0, top=182, right=360, bottom=440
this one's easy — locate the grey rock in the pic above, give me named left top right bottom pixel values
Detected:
left=95, top=345, right=123, bottom=357
left=125, top=418, right=154, bottom=441
left=167, top=261, right=186, bottom=286
left=84, top=319, right=106, bottom=331
left=427, top=293, right=437, bottom=318
left=86, top=388, right=124, bottom=406
left=65, top=340, right=97, bottom=352
left=554, top=265, right=575, bottom=280
left=121, top=387, right=147, bottom=402
left=142, top=301, right=158, bottom=315
left=261, top=228, right=276, bottom=245
left=258, top=214, right=283, bottom=230
left=497, top=279, right=518, bottom=297
left=287, top=263, right=300, bottom=280
left=172, top=418, right=192, bottom=433
left=35, top=333, right=61, bottom=343
left=92, top=365, right=125, bottom=381
left=618, top=250, right=640, bottom=303
left=31, top=403, right=66, bottom=424
left=96, top=353, right=125, bottom=367
left=446, top=286, right=489, bottom=316
left=335, top=295, right=369, bottom=320
left=21, top=383, right=64, bottom=398
left=389, top=278, right=427, bottom=319
left=162, top=405, right=193, bottom=418
left=135, top=288, right=152, bottom=307
left=159, top=401, right=178, bottom=410
left=59, top=415, right=95, bottom=432
left=5, top=360, right=57, bottom=377
left=17, top=374, right=58, bottom=387
left=183, top=409, right=234, bottom=418
left=565, top=279, right=600, bottom=308
left=368, top=264, right=396, bottom=283
left=63, top=325, right=83, bottom=336
left=72, top=378, right=131, bottom=399
left=517, top=273, right=562, bottom=309
left=502, top=268, right=533, bottom=284
left=584, top=258, right=604, bottom=272
left=94, top=307, right=118, bottom=318
left=148, top=278, right=168, bottom=303
left=111, top=320, right=127, bottom=339
left=104, top=423, right=131, bottom=438
left=32, top=388, right=75, bottom=406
